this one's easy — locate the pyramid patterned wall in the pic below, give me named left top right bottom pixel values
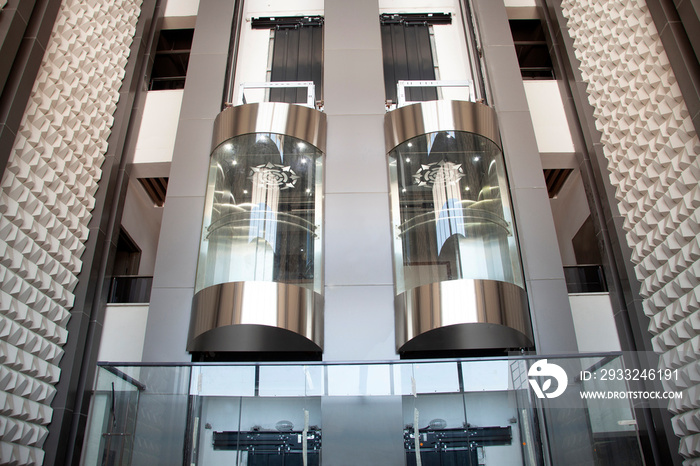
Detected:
left=0, top=0, right=142, bottom=463
left=560, top=0, right=700, bottom=463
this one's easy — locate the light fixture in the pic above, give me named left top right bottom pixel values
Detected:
left=405, top=158, right=411, bottom=162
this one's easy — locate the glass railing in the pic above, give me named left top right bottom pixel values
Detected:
left=108, top=276, right=153, bottom=304
left=81, top=354, right=649, bottom=465
left=564, top=265, right=607, bottom=293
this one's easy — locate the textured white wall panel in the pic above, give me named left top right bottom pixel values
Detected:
left=561, top=0, right=700, bottom=462
left=0, top=0, right=142, bottom=464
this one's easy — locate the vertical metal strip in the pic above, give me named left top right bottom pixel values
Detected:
left=223, top=0, right=245, bottom=107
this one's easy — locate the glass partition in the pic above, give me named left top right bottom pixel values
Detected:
left=81, top=366, right=191, bottom=466
left=189, top=365, right=323, bottom=465
left=83, top=354, right=650, bottom=465
left=388, top=130, right=523, bottom=294
left=195, top=132, right=323, bottom=295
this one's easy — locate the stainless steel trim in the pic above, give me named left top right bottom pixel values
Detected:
left=212, top=102, right=327, bottom=152
left=384, top=100, right=500, bottom=153
left=188, top=281, right=323, bottom=353
left=395, top=279, right=533, bottom=353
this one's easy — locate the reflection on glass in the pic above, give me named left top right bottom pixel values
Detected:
left=81, top=369, right=141, bottom=466
left=195, top=133, right=323, bottom=294
left=83, top=356, right=647, bottom=466
left=389, top=130, right=524, bottom=294
left=580, top=357, right=645, bottom=464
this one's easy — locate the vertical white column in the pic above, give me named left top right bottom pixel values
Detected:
left=323, top=0, right=396, bottom=361
left=142, top=0, right=235, bottom=362
left=471, top=0, right=580, bottom=353
left=322, top=1, right=405, bottom=464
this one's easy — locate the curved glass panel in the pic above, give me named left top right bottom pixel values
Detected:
left=389, top=130, right=523, bottom=294
left=195, top=133, right=323, bottom=294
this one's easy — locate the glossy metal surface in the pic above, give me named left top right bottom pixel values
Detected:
left=188, top=281, right=323, bottom=353
left=395, top=279, right=533, bottom=354
left=384, top=100, right=500, bottom=152
left=213, top=102, right=327, bottom=152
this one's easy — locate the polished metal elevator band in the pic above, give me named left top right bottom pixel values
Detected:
left=395, top=279, right=533, bottom=353
left=188, top=281, right=324, bottom=353
left=384, top=100, right=501, bottom=153
left=212, top=102, right=327, bottom=153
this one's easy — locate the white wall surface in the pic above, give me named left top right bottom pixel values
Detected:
left=121, top=178, right=163, bottom=275
left=164, top=0, right=199, bottom=18
left=504, top=0, right=536, bottom=6
left=98, top=305, right=150, bottom=362
left=523, top=81, right=575, bottom=153
left=569, top=293, right=621, bottom=352
left=132, top=90, right=183, bottom=165
left=549, top=171, right=590, bottom=265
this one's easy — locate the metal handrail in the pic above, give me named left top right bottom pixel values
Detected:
left=236, top=81, right=316, bottom=108
left=397, top=208, right=511, bottom=238
left=396, top=79, right=476, bottom=108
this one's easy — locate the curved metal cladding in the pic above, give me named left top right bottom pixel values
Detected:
left=189, top=103, right=326, bottom=356
left=385, top=100, right=533, bottom=355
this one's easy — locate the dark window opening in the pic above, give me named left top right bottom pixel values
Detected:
left=251, top=16, right=323, bottom=104
left=509, top=19, right=555, bottom=80
left=564, top=216, right=607, bottom=293
left=572, top=215, right=603, bottom=266
left=380, top=13, right=451, bottom=104
left=113, top=229, right=141, bottom=276
left=149, top=28, right=194, bottom=90
left=138, top=177, right=168, bottom=207
left=544, top=168, right=572, bottom=198
left=564, top=265, right=607, bottom=293
left=109, top=229, right=152, bottom=303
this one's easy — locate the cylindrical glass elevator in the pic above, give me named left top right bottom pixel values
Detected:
left=188, top=102, right=325, bottom=357
left=386, top=100, right=533, bottom=355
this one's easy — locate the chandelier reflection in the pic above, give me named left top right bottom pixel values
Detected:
left=248, top=162, right=299, bottom=251
left=413, top=160, right=466, bottom=253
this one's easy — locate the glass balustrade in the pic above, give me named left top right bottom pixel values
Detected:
left=82, top=354, right=647, bottom=466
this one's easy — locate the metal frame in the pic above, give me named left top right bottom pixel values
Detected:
left=396, top=79, right=476, bottom=108
left=237, top=81, right=316, bottom=108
